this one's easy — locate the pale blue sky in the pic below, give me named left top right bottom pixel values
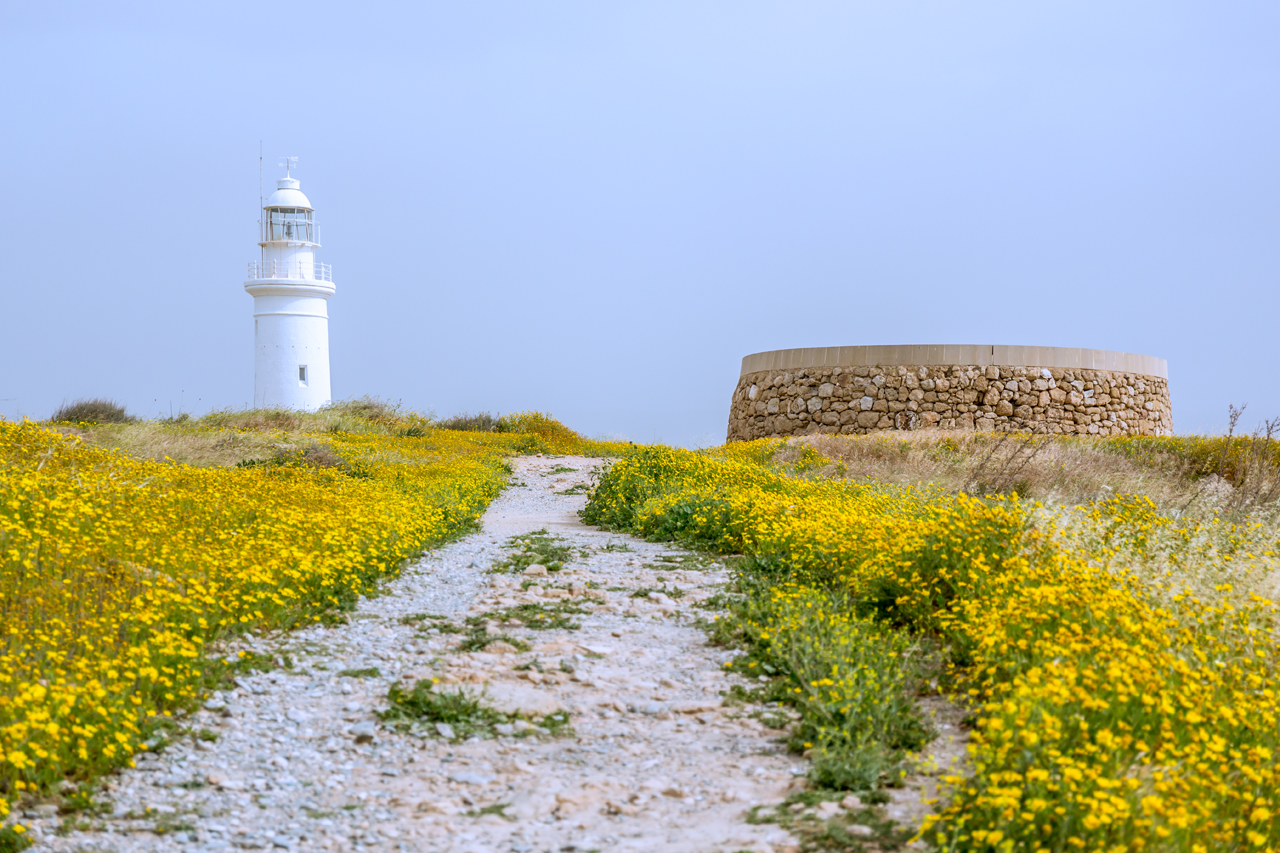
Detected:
left=1, top=2, right=1276, bottom=445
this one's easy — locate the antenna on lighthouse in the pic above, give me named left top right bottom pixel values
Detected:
left=280, top=156, right=298, bottom=177
left=258, top=141, right=263, bottom=251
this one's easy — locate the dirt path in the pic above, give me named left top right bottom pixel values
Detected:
left=32, top=456, right=814, bottom=852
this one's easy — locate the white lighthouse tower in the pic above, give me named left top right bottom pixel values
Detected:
left=244, top=158, right=334, bottom=411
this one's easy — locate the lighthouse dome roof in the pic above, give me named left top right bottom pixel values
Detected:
left=265, top=176, right=313, bottom=210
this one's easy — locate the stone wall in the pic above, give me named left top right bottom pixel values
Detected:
left=728, top=362, right=1172, bottom=441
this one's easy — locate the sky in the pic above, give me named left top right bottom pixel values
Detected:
left=1, top=2, right=1276, bottom=446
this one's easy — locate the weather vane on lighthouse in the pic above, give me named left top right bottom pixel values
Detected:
left=244, top=157, right=335, bottom=410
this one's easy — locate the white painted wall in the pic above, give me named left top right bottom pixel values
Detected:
left=245, top=281, right=334, bottom=410
left=244, top=173, right=335, bottom=412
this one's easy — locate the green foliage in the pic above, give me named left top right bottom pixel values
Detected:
left=0, top=825, right=32, bottom=852
left=630, top=584, right=685, bottom=599
left=716, top=577, right=933, bottom=791
left=490, top=530, right=575, bottom=573
left=473, top=601, right=587, bottom=631
left=380, top=683, right=511, bottom=739
left=454, top=629, right=532, bottom=653
left=380, top=681, right=571, bottom=739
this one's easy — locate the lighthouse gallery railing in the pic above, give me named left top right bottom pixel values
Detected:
left=247, top=261, right=333, bottom=282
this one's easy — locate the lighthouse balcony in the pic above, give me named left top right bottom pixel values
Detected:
left=247, top=260, right=333, bottom=282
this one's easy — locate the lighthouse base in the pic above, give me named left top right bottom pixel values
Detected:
left=245, top=280, right=334, bottom=411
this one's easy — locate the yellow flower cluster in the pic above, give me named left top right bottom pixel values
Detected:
left=0, top=419, right=523, bottom=823
left=584, top=443, right=1280, bottom=851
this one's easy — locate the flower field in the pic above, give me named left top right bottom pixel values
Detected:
left=0, top=410, right=623, bottom=840
left=582, top=440, right=1280, bottom=851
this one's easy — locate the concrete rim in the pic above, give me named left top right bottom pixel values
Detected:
left=741, top=345, right=1167, bottom=380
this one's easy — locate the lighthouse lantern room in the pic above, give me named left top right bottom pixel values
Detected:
left=244, top=158, right=335, bottom=411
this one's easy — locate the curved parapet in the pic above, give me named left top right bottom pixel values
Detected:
left=728, top=344, right=1171, bottom=441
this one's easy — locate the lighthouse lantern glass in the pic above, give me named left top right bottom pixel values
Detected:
left=266, top=208, right=315, bottom=243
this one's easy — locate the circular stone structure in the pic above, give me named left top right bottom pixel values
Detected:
left=728, top=344, right=1171, bottom=441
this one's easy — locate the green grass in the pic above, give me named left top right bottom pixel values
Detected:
left=337, top=667, right=381, bottom=678
left=489, top=529, right=578, bottom=574
left=379, top=681, right=572, bottom=740
left=745, top=792, right=911, bottom=852
left=454, top=629, right=532, bottom=653
left=630, top=584, right=686, bottom=600
left=473, top=601, right=588, bottom=631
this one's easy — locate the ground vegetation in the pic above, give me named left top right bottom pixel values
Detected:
left=582, top=427, right=1280, bottom=851
left=0, top=404, right=628, bottom=845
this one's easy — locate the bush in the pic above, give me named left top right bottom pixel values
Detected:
left=438, top=412, right=501, bottom=432
left=51, top=398, right=134, bottom=425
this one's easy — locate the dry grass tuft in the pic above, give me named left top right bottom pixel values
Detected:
left=52, top=398, right=135, bottom=424
left=437, top=412, right=501, bottom=432
left=782, top=430, right=1200, bottom=509
left=74, top=422, right=286, bottom=468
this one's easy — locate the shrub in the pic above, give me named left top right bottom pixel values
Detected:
left=50, top=398, right=134, bottom=424
left=583, top=443, right=1280, bottom=850
left=438, top=412, right=501, bottom=432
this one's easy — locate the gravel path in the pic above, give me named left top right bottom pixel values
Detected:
left=28, top=456, right=816, bottom=852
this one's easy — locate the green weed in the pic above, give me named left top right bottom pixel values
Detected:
left=490, top=530, right=576, bottom=574
left=474, top=601, right=587, bottom=631
left=380, top=681, right=572, bottom=740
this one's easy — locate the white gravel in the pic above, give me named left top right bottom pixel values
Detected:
left=25, top=456, right=811, bottom=852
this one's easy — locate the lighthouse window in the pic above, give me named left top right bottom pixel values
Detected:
left=298, top=365, right=308, bottom=385
left=267, top=208, right=314, bottom=243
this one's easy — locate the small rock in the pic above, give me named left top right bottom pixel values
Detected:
left=351, top=721, right=378, bottom=744
left=523, top=564, right=549, bottom=578
left=415, top=800, right=459, bottom=815
left=673, top=700, right=721, bottom=714
left=840, top=793, right=863, bottom=810
left=481, top=683, right=568, bottom=717
left=285, top=708, right=310, bottom=724
left=486, top=641, right=519, bottom=654
left=435, top=722, right=457, bottom=740
left=448, top=772, right=494, bottom=786
left=512, top=720, right=532, bottom=732
left=816, top=801, right=841, bottom=819
left=495, top=723, right=516, bottom=736
left=848, top=824, right=874, bottom=837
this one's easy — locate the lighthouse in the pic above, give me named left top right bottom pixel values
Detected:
left=245, top=159, right=334, bottom=411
